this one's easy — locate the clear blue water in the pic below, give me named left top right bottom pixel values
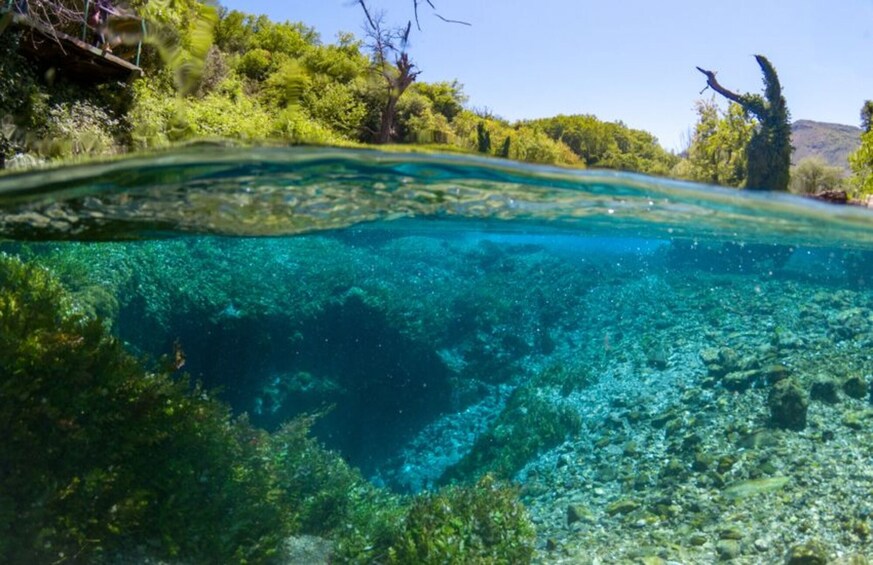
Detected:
left=2, top=147, right=873, bottom=563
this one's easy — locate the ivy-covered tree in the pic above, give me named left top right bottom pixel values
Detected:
left=697, top=55, right=792, bottom=191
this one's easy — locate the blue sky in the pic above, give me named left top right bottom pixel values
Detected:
left=219, top=0, right=873, bottom=151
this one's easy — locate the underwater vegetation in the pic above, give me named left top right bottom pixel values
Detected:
left=5, top=217, right=873, bottom=563
left=0, top=252, right=535, bottom=563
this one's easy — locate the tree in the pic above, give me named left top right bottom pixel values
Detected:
left=861, top=100, right=873, bottom=133
left=789, top=157, right=844, bottom=195
left=357, top=0, right=420, bottom=143
left=697, top=55, right=792, bottom=191
left=476, top=121, right=491, bottom=153
left=850, top=131, right=873, bottom=196
left=681, top=100, right=755, bottom=187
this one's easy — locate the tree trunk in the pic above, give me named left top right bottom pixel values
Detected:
left=378, top=95, right=399, bottom=144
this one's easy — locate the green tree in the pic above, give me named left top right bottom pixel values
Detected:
left=476, top=121, right=491, bottom=153
left=529, top=114, right=677, bottom=174
left=849, top=100, right=873, bottom=195
left=413, top=80, right=467, bottom=121
left=850, top=130, right=873, bottom=196
left=697, top=55, right=792, bottom=190
left=789, top=157, right=845, bottom=194
left=681, top=100, right=755, bottom=187
left=861, top=100, right=873, bottom=133
left=498, top=135, right=511, bottom=158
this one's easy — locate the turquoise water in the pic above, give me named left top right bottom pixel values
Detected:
left=2, top=148, right=873, bottom=563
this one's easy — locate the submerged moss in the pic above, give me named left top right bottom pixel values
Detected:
left=442, top=384, right=582, bottom=483
left=0, top=252, right=537, bottom=564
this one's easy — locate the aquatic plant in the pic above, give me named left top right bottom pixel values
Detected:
left=0, top=253, right=293, bottom=562
left=442, top=385, right=581, bottom=483
left=385, top=475, right=535, bottom=564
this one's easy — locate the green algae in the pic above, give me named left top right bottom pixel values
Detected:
left=0, top=253, right=537, bottom=564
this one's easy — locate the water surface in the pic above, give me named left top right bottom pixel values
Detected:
left=2, top=147, right=872, bottom=564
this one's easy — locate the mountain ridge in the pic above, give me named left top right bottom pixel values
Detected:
left=791, top=119, right=862, bottom=174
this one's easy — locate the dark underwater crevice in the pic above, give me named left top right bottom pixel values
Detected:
left=116, top=287, right=454, bottom=476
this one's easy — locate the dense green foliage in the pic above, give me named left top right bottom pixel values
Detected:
left=789, top=157, right=845, bottom=195
left=382, top=475, right=535, bottom=564
left=742, top=55, right=792, bottom=191
left=850, top=100, right=873, bottom=196
left=0, top=0, right=682, bottom=173
left=528, top=114, right=679, bottom=174
left=675, top=100, right=754, bottom=187
left=850, top=130, right=873, bottom=196
left=0, top=251, right=537, bottom=563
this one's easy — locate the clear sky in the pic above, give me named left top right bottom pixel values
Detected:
left=219, top=0, right=873, bottom=151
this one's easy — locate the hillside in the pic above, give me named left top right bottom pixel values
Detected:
left=791, top=119, right=862, bottom=174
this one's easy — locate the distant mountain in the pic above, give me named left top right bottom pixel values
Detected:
left=791, top=119, right=862, bottom=175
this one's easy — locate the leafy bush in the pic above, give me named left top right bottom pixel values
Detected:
left=37, top=101, right=121, bottom=159
left=384, top=476, right=535, bottom=565
left=510, top=126, right=579, bottom=165
left=129, top=77, right=180, bottom=149
left=271, top=107, right=343, bottom=144
left=850, top=129, right=873, bottom=196
left=237, top=47, right=273, bottom=80
left=302, top=77, right=367, bottom=138
left=264, top=60, right=310, bottom=109
left=186, top=89, right=273, bottom=139
left=790, top=156, right=845, bottom=194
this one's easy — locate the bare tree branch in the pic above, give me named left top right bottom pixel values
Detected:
left=412, top=0, right=470, bottom=30
left=695, top=66, right=745, bottom=106
left=433, top=13, right=471, bottom=26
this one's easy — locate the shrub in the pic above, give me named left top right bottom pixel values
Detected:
left=385, top=476, right=535, bottom=565
left=790, top=156, right=845, bottom=194
left=302, top=77, right=366, bottom=138
left=237, top=48, right=273, bottom=80
left=37, top=100, right=121, bottom=159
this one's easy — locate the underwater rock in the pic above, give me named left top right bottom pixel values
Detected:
left=723, top=476, right=790, bottom=500
left=738, top=429, right=782, bottom=449
left=718, top=526, right=744, bottom=540
left=566, top=503, right=595, bottom=525
left=769, top=379, right=809, bottom=431
left=606, top=499, right=639, bottom=516
left=841, top=410, right=870, bottom=430
left=842, top=374, right=868, bottom=399
left=716, top=539, right=741, bottom=560
left=646, top=345, right=669, bottom=370
left=810, top=376, right=840, bottom=404
left=764, top=363, right=791, bottom=384
left=722, top=369, right=760, bottom=392
left=283, top=535, right=334, bottom=564
left=784, top=538, right=828, bottom=565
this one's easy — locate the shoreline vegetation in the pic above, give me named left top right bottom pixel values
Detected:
left=1, top=1, right=872, bottom=200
